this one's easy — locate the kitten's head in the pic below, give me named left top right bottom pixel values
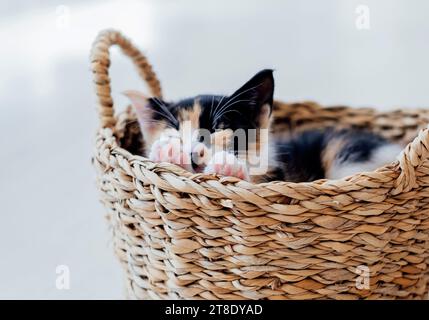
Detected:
left=124, top=69, right=274, bottom=173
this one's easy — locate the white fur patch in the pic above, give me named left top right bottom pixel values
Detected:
left=204, top=151, right=249, bottom=180
left=327, top=143, right=403, bottom=180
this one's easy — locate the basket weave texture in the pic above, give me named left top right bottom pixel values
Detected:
left=92, top=29, right=429, bottom=299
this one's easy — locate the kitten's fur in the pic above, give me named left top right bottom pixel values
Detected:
left=125, top=70, right=402, bottom=183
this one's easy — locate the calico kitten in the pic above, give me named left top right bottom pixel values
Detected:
left=124, top=70, right=402, bottom=183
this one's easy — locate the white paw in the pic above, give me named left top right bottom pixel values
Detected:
left=204, top=151, right=249, bottom=180
left=149, top=134, right=192, bottom=171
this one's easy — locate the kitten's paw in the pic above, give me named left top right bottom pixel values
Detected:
left=204, top=151, right=249, bottom=180
left=149, top=136, right=192, bottom=171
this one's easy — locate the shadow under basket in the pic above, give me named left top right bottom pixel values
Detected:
left=92, top=29, right=429, bottom=299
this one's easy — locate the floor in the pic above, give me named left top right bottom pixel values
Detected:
left=1, top=0, right=429, bottom=299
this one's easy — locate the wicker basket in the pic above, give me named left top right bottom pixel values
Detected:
left=91, top=29, right=429, bottom=299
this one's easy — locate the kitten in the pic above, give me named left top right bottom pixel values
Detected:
left=124, top=70, right=402, bottom=183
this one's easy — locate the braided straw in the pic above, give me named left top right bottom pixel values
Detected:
left=92, top=30, right=429, bottom=299
left=91, top=29, right=162, bottom=129
left=394, top=126, right=429, bottom=194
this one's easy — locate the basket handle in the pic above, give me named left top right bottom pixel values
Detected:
left=394, top=126, right=429, bottom=194
left=90, top=29, right=163, bottom=129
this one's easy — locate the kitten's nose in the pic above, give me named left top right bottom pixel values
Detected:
left=191, top=143, right=207, bottom=171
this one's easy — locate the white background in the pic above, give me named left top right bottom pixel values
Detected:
left=1, top=0, right=429, bottom=299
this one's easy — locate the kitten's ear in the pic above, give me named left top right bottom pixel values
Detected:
left=230, top=69, right=274, bottom=127
left=231, top=69, right=274, bottom=108
left=123, top=90, right=149, bottom=111
left=123, top=90, right=159, bottom=137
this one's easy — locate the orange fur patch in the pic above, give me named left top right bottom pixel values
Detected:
left=321, top=136, right=346, bottom=176
left=178, top=101, right=201, bottom=129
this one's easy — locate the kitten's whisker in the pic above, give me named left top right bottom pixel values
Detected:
left=149, top=108, right=177, bottom=125
left=137, top=119, right=177, bottom=130
left=213, top=99, right=252, bottom=123
left=151, top=97, right=179, bottom=127
left=213, top=83, right=263, bottom=119
left=144, top=120, right=176, bottom=127
left=209, top=95, right=215, bottom=122
left=213, top=109, right=244, bottom=123
left=152, top=98, right=177, bottom=124
left=149, top=109, right=179, bottom=129
left=228, top=83, right=263, bottom=105
left=216, top=99, right=255, bottom=117
left=128, top=118, right=177, bottom=131
left=151, top=97, right=177, bottom=122
left=211, top=95, right=227, bottom=123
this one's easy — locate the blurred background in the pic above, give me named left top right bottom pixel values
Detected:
left=1, top=0, right=429, bottom=299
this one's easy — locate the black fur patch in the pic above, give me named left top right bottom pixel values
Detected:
left=276, top=130, right=326, bottom=182
left=332, top=129, right=386, bottom=164
left=275, top=128, right=390, bottom=182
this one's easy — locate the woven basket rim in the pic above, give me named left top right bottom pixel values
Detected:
left=97, top=106, right=402, bottom=197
